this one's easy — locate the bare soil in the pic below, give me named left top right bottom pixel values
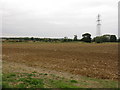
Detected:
left=2, top=42, right=118, bottom=80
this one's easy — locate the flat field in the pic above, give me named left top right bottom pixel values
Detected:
left=2, top=42, right=119, bottom=88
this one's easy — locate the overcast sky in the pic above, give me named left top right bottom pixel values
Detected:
left=1, top=0, right=119, bottom=38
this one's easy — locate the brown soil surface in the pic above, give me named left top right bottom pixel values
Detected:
left=2, top=42, right=118, bottom=80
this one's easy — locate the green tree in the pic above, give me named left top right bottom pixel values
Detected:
left=94, top=34, right=112, bottom=43
left=81, top=33, right=91, bottom=43
left=63, top=37, right=68, bottom=42
left=31, top=37, right=34, bottom=41
left=102, top=34, right=111, bottom=42
left=110, top=35, right=117, bottom=42
left=94, top=36, right=103, bottom=43
left=73, top=35, right=77, bottom=41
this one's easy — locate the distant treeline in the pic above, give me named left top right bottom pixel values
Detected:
left=1, top=33, right=120, bottom=43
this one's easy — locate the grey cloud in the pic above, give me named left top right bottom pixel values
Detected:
left=2, top=0, right=118, bottom=38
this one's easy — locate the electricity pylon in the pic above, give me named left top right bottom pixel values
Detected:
left=96, top=14, right=101, bottom=36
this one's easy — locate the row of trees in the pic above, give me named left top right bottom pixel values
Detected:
left=2, top=33, right=119, bottom=43
left=72, top=33, right=119, bottom=43
left=80, top=33, right=118, bottom=43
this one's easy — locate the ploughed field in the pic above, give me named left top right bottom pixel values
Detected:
left=2, top=42, right=118, bottom=80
